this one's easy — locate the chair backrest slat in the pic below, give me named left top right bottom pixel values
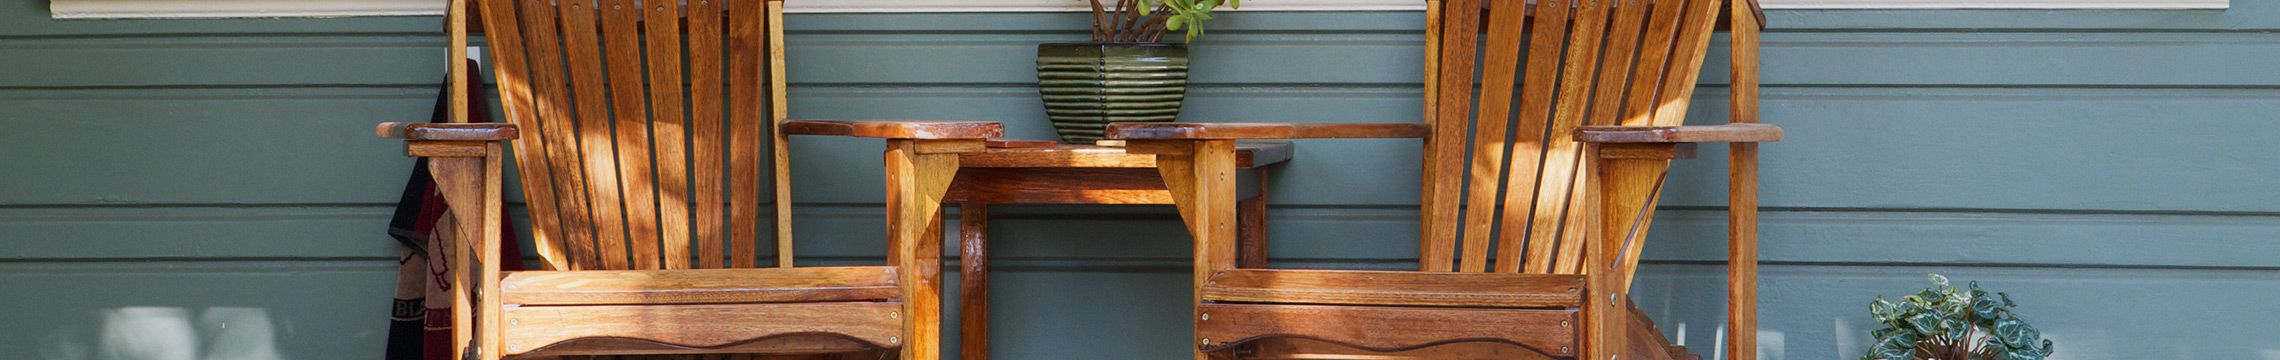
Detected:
left=510, top=0, right=601, bottom=270
left=1564, top=0, right=1654, bottom=275
left=1454, top=0, right=1538, bottom=274
left=689, top=0, right=728, bottom=269
left=726, top=0, right=773, bottom=269
left=601, top=0, right=665, bottom=271
left=554, top=0, right=637, bottom=270
left=1421, top=0, right=1481, bottom=273
left=644, top=0, right=694, bottom=270
left=482, top=0, right=786, bottom=271
left=1514, top=0, right=1611, bottom=275
left=476, top=0, right=570, bottom=271
left=1418, top=0, right=1449, bottom=272
left=1422, top=0, right=1728, bottom=275
left=1651, top=0, right=1726, bottom=128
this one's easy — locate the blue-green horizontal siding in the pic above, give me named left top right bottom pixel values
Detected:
left=3, top=0, right=2278, bottom=359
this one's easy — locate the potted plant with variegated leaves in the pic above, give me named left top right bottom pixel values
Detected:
left=1862, top=274, right=2056, bottom=360
left=1038, top=0, right=1239, bottom=143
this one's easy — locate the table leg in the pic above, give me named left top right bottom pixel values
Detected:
left=1236, top=196, right=1268, bottom=269
left=958, top=203, right=990, bottom=360
left=1236, top=167, right=1270, bottom=269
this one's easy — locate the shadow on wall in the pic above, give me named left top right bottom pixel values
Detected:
left=40, top=307, right=285, bottom=360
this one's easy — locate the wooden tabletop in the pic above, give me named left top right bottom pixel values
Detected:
left=958, top=141, right=1292, bottom=169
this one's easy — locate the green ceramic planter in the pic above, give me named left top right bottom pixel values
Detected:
left=1037, top=43, right=1189, bottom=143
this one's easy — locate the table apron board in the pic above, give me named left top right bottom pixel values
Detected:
left=944, top=167, right=1263, bottom=204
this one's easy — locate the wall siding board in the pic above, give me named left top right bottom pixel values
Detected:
left=12, top=88, right=2279, bottom=212
left=3, top=0, right=2276, bottom=358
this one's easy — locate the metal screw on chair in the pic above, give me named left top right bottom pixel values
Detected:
left=613, top=4, right=621, bottom=9
left=1200, top=313, right=1210, bottom=321
left=509, top=318, right=519, bottom=326
left=1201, top=338, right=1212, bottom=346
left=890, top=311, right=901, bottom=320
left=657, top=6, right=665, bottom=11
left=1560, top=320, right=1569, bottom=328
left=1560, top=346, right=1570, bottom=354
left=889, top=336, right=902, bottom=345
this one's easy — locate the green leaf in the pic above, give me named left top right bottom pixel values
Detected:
left=1929, top=273, right=1949, bottom=287
left=1972, top=296, right=2002, bottom=319
left=1906, top=313, right=1941, bottom=334
left=1993, top=319, right=2033, bottom=347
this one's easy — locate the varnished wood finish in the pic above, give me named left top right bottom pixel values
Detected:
left=766, top=1, right=796, bottom=269
left=687, top=0, right=726, bottom=271
left=519, top=334, right=881, bottom=357
left=404, top=0, right=999, bottom=358
left=1726, top=2, right=1764, bottom=358
left=643, top=0, right=693, bottom=270
left=1240, top=338, right=1561, bottom=360
left=406, top=141, right=495, bottom=158
left=1237, top=185, right=1270, bottom=269
left=958, top=142, right=1288, bottom=169
left=473, top=0, right=568, bottom=272
left=727, top=0, right=765, bottom=270
left=1576, top=123, right=1784, bottom=143
left=984, top=138, right=1058, bottom=148
left=377, top=122, right=519, bottom=141
left=1201, top=270, right=1583, bottom=308
left=1105, top=122, right=1430, bottom=140
left=1194, top=303, right=1578, bottom=357
left=502, top=302, right=904, bottom=356
left=947, top=143, right=1287, bottom=360
left=1128, top=0, right=1779, bottom=359
left=1624, top=299, right=1681, bottom=360
left=781, top=119, right=1005, bottom=139
left=885, top=139, right=960, bottom=360
left=957, top=203, right=990, bottom=360
left=500, top=266, right=900, bottom=305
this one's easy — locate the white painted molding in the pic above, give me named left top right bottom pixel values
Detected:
left=51, top=0, right=2226, bottom=19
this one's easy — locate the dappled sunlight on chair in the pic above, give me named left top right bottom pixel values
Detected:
left=1106, top=0, right=1780, bottom=359
left=375, top=0, right=1001, bottom=358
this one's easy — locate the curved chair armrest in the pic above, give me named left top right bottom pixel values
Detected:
left=781, top=119, right=1004, bottom=139
left=1574, top=123, right=1782, bottom=143
left=1106, top=122, right=1431, bottom=140
left=376, top=122, right=520, bottom=141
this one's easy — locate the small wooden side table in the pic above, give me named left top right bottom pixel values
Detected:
left=944, top=140, right=1291, bottom=360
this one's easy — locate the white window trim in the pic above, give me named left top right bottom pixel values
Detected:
left=50, top=0, right=2227, bottom=19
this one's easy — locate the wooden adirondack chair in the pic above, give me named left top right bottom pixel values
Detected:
left=376, top=0, right=999, bottom=358
left=1108, top=0, right=1777, bottom=359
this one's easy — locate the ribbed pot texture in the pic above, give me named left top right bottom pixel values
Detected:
left=1037, top=43, right=1189, bottom=143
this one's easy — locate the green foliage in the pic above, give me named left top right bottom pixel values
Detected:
left=1138, top=0, right=1240, bottom=41
left=1862, top=274, right=2055, bottom=360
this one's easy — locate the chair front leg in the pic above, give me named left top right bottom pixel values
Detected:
left=1134, top=139, right=1240, bottom=360
left=1587, top=142, right=1687, bottom=360
left=422, top=141, right=507, bottom=360
left=885, top=139, right=963, bottom=360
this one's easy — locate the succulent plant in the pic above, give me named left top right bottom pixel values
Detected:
left=1085, top=0, right=1240, bottom=43
left=1863, top=274, right=2055, bottom=360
